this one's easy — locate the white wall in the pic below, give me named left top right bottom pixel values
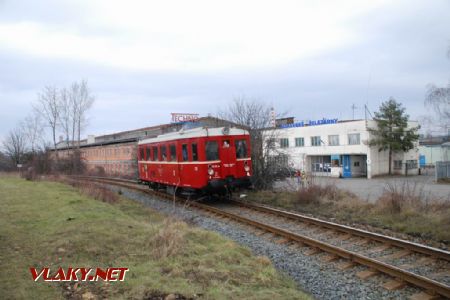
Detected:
left=264, top=119, right=420, bottom=178
left=419, top=145, right=449, bottom=165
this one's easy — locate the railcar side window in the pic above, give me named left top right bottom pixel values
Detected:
left=205, top=141, right=219, bottom=161
left=140, top=148, right=145, bottom=160
left=169, top=144, right=177, bottom=161
left=152, top=146, right=158, bottom=161
left=192, top=143, right=198, bottom=161
left=146, top=148, right=151, bottom=161
left=182, top=144, right=188, bottom=161
left=235, top=140, right=248, bottom=158
left=161, top=145, right=167, bottom=161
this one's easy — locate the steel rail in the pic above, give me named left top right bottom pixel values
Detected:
left=70, top=176, right=450, bottom=298
left=230, top=199, right=450, bottom=262
left=193, top=202, right=450, bottom=299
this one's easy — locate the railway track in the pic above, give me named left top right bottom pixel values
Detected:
left=69, top=176, right=450, bottom=299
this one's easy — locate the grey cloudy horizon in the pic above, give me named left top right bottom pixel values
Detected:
left=1, top=0, right=449, bottom=143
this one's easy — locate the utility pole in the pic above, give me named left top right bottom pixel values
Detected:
left=351, top=104, right=358, bottom=120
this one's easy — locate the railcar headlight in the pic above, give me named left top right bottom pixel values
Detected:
left=244, top=161, right=250, bottom=172
left=208, top=165, right=214, bottom=176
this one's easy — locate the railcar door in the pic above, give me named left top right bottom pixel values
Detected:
left=220, top=138, right=237, bottom=179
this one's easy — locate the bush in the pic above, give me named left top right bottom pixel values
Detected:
left=376, top=181, right=423, bottom=214
left=149, top=219, right=186, bottom=259
left=296, top=182, right=343, bottom=205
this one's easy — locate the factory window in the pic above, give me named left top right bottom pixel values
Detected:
left=295, top=137, right=304, bottom=147
left=311, top=136, right=321, bottom=146
left=205, top=141, right=219, bottom=161
left=328, top=135, right=339, bottom=146
left=152, top=146, right=158, bottom=161
left=394, top=160, right=402, bottom=170
left=235, top=140, right=248, bottom=158
left=406, top=160, right=418, bottom=169
left=348, top=133, right=360, bottom=145
left=146, top=148, right=150, bottom=161
left=139, top=148, right=144, bottom=160
left=192, top=143, right=198, bottom=161
left=161, top=145, right=167, bottom=161
left=182, top=144, right=188, bottom=161
left=169, top=144, right=177, bottom=161
left=280, top=138, right=289, bottom=148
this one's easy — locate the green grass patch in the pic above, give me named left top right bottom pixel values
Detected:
left=0, top=176, right=309, bottom=299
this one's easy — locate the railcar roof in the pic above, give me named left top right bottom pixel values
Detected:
left=138, top=127, right=249, bottom=145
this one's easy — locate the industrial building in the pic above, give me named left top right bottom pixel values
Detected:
left=265, top=118, right=420, bottom=179
left=55, top=116, right=239, bottom=177
left=418, top=135, right=450, bottom=167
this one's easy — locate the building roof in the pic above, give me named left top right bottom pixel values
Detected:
left=52, top=116, right=245, bottom=151
left=138, top=127, right=249, bottom=145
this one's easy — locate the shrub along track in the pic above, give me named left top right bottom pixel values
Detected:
left=70, top=176, right=450, bottom=300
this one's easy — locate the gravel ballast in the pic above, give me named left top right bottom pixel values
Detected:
left=111, top=186, right=424, bottom=300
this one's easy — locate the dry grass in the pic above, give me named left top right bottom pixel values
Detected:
left=0, top=176, right=309, bottom=300
left=149, top=219, right=187, bottom=259
left=246, top=180, right=450, bottom=245
left=61, top=178, right=119, bottom=203
left=376, top=181, right=426, bottom=214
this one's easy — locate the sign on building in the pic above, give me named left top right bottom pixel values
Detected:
left=171, top=113, right=199, bottom=123
left=275, top=117, right=294, bottom=127
left=280, top=118, right=338, bottom=129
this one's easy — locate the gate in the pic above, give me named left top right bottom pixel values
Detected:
left=436, top=161, right=450, bottom=181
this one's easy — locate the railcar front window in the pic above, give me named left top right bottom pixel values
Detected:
left=235, top=140, right=248, bottom=158
left=182, top=144, right=188, bottom=161
left=205, top=141, right=219, bottom=161
left=192, top=143, right=198, bottom=161
left=169, top=144, right=177, bottom=161
left=152, top=146, right=158, bottom=161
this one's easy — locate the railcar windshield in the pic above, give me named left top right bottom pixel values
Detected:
left=205, top=141, right=219, bottom=161
left=235, top=139, right=248, bottom=158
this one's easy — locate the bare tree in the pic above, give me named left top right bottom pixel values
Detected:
left=34, top=86, right=60, bottom=158
left=425, top=83, right=450, bottom=133
left=2, top=126, right=28, bottom=166
left=22, top=111, right=44, bottom=153
left=58, top=87, right=73, bottom=148
left=425, top=45, right=450, bottom=135
left=70, top=80, right=95, bottom=147
left=219, top=96, right=288, bottom=189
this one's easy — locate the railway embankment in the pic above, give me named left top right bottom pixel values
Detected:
left=246, top=180, right=450, bottom=249
left=0, top=175, right=309, bottom=300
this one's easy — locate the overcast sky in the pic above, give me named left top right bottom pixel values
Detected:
left=1, top=0, right=449, bottom=142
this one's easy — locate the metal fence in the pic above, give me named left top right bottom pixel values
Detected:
left=435, top=161, right=450, bottom=181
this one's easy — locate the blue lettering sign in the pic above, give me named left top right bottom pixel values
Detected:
left=280, top=118, right=338, bottom=129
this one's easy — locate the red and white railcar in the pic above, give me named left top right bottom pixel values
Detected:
left=137, top=127, right=252, bottom=194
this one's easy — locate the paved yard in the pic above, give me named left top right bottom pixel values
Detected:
left=275, top=175, right=450, bottom=203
